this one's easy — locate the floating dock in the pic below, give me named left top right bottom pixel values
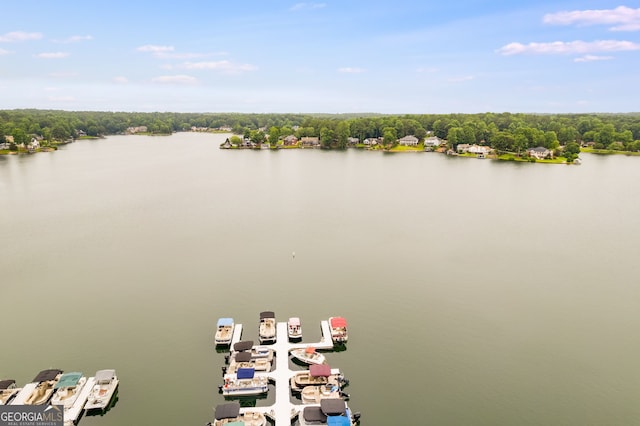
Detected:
left=224, top=319, right=341, bottom=424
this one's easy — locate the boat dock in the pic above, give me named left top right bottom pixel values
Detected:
left=223, top=319, right=342, bottom=424
left=65, top=376, right=96, bottom=425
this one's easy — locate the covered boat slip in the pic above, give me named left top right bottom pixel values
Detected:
left=215, top=318, right=235, bottom=346
left=0, top=380, right=19, bottom=405
left=225, top=320, right=353, bottom=425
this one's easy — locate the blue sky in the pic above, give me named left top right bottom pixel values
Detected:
left=0, top=0, right=638, bottom=113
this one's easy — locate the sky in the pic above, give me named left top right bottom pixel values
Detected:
left=0, top=0, right=639, bottom=114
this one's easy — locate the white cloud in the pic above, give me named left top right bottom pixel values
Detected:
left=36, top=52, right=70, bottom=59
left=113, top=76, right=129, bottom=84
left=574, top=55, right=614, bottom=62
left=448, top=75, right=475, bottom=82
left=151, top=75, right=198, bottom=85
left=290, top=3, right=326, bottom=11
left=0, top=48, right=11, bottom=55
left=153, top=51, right=212, bottom=60
left=49, top=71, right=79, bottom=78
left=181, top=60, right=257, bottom=73
left=54, top=35, right=93, bottom=43
left=0, top=31, right=43, bottom=42
left=338, top=67, right=365, bottom=73
left=497, top=40, right=640, bottom=55
left=543, top=6, right=640, bottom=31
left=137, top=45, right=175, bottom=53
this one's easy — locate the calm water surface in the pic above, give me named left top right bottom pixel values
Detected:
left=1, top=133, right=639, bottom=425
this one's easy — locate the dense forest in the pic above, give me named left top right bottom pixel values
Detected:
left=2, top=109, right=640, bottom=159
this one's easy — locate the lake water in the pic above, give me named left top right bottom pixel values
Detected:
left=1, top=132, right=639, bottom=425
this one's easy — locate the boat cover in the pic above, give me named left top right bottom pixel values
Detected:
left=288, top=317, right=300, bottom=326
left=310, top=364, right=331, bottom=377
left=303, top=406, right=327, bottom=423
left=233, top=340, right=254, bottom=351
left=234, top=352, right=252, bottom=363
left=259, top=311, right=275, bottom=319
left=0, top=380, right=15, bottom=390
left=330, top=317, right=347, bottom=328
left=54, top=372, right=82, bottom=389
left=214, top=402, right=240, bottom=420
left=217, top=318, right=234, bottom=327
left=321, top=399, right=347, bottom=415
left=327, top=416, right=351, bottom=426
left=236, top=368, right=255, bottom=380
left=33, top=369, right=63, bottom=382
left=94, top=369, right=115, bottom=384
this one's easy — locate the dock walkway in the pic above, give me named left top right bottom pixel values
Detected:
left=228, top=320, right=334, bottom=424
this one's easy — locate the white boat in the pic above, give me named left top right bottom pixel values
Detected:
left=231, top=340, right=274, bottom=362
left=290, top=364, right=345, bottom=393
left=258, top=311, right=276, bottom=344
left=215, top=317, right=234, bottom=346
left=301, top=384, right=342, bottom=404
left=207, top=401, right=267, bottom=426
left=51, top=372, right=87, bottom=408
left=288, top=317, right=302, bottom=340
left=299, top=399, right=359, bottom=425
left=220, top=368, right=268, bottom=397
left=51, top=372, right=95, bottom=426
left=329, top=317, right=348, bottom=344
left=0, top=380, right=20, bottom=405
left=12, top=369, right=64, bottom=406
left=84, top=369, right=119, bottom=411
left=226, top=351, right=272, bottom=374
left=291, top=347, right=326, bottom=365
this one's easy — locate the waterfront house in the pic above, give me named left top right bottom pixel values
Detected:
left=467, top=145, right=492, bottom=155
left=397, top=135, right=419, bottom=146
left=456, top=144, right=471, bottom=153
left=300, top=136, right=320, bottom=147
left=283, top=135, right=298, bottom=146
left=220, top=138, right=232, bottom=149
left=424, top=136, right=441, bottom=148
left=527, top=146, right=552, bottom=159
left=348, top=137, right=360, bottom=146
left=363, top=138, right=380, bottom=146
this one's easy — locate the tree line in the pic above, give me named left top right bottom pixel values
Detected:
left=1, top=109, right=639, bottom=154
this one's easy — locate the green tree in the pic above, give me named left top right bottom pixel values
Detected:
left=320, top=127, right=334, bottom=148
left=335, top=121, right=349, bottom=150
left=268, top=126, right=280, bottom=146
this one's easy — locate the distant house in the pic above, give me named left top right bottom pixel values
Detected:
left=363, top=138, right=380, bottom=146
left=28, top=138, right=40, bottom=150
left=5, top=135, right=14, bottom=144
left=283, top=135, right=298, bottom=146
left=527, top=146, right=552, bottom=159
left=423, top=136, right=442, bottom=148
left=220, top=138, right=232, bottom=149
left=300, top=136, right=320, bottom=147
left=456, top=144, right=471, bottom=153
left=467, top=145, right=492, bottom=155
left=241, top=138, right=256, bottom=149
left=347, top=137, right=360, bottom=146
left=397, top=135, right=419, bottom=146
left=126, top=126, right=147, bottom=134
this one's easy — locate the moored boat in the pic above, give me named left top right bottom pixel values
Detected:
left=288, top=317, right=302, bottom=341
left=299, top=399, right=359, bottom=425
left=231, top=340, right=274, bottom=362
left=219, top=368, right=268, bottom=397
left=22, top=369, right=64, bottom=405
left=0, top=380, right=20, bottom=405
left=301, top=384, right=343, bottom=404
left=290, top=364, right=345, bottom=393
left=84, top=369, right=119, bottom=411
left=206, top=401, right=267, bottom=426
left=291, top=347, right=326, bottom=365
left=328, top=317, right=348, bottom=344
left=50, top=372, right=87, bottom=408
left=214, top=318, right=234, bottom=346
left=226, top=351, right=272, bottom=374
left=258, top=311, right=276, bottom=344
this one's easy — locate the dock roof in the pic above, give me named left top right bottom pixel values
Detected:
left=214, top=402, right=240, bottom=420
left=55, top=372, right=83, bottom=389
left=33, top=369, right=63, bottom=382
left=217, top=318, right=234, bottom=327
